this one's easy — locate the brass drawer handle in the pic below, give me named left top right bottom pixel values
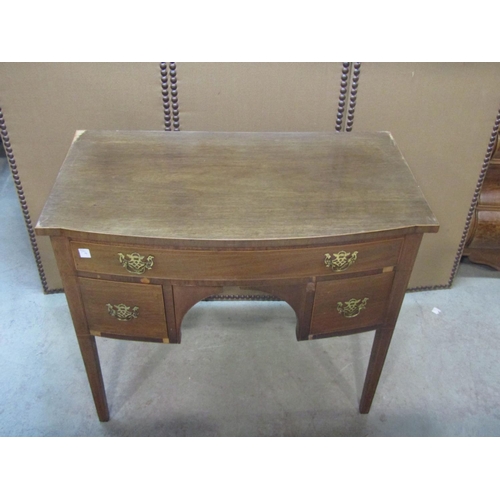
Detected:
left=324, top=251, right=358, bottom=272
left=337, top=298, right=368, bottom=318
left=118, top=252, right=154, bottom=274
left=106, top=303, right=139, bottom=321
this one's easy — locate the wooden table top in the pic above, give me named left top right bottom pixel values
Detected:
left=36, top=130, right=439, bottom=246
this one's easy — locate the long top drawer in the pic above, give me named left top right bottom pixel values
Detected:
left=70, top=239, right=402, bottom=280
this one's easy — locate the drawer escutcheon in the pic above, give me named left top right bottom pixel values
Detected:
left=324, top=250, right=358, bottom=272
left=106, top=303, right=139, bottom=321
left=118, top=252, right=155, bottom=274
left=337, top=298, right=369, bottom=318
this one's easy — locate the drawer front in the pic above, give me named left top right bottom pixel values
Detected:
left=78, top=278, right=168, bottom=339
left=71, top=239, right=402, bottom=280
left=470, top=211, right=500, bottom=248
left=310, top=272, right=394, bottom=335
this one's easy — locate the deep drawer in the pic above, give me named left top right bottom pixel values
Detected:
left=78, top=278, right=168, bottom=340
left=310, top=272, right=395, bottom=335
left=71, top=238, right=402, bottom=280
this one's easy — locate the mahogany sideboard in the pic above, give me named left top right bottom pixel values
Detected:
left=35, top=130, right=439, bottom=421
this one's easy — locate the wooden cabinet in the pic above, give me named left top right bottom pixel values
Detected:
left=35, top=130, right=439, bottom=421
left=464, top=138, right=500, bottom=270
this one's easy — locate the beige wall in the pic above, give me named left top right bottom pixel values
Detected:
left=1, top=62, right=499, bottom=291
left=177, top=62, right=342, bottom=132
left=0, top=63, right=162, bottom=289
left=353, top=63, right=500, bottom=288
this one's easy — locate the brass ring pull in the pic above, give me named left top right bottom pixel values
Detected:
left=118, top=252, right=154, bottom=274
left=106, top=303, right=139, bottom=321
left=324, top=250, right=358, bottom=272
left=337, top=298, right=368, bottom=318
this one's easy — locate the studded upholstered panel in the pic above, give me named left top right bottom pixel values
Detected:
left=0, top=63, right=163, bottom=290
left=175, top=62, right=343, bottom=133
left=353, top=63, right=500, bottom=289
left=1, top=62, right=499, bottom=291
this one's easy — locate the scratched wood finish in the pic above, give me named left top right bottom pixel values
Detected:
left=78, top=278, right=168, bottom=339
left=36, top=131, right=439, bottom=244
left=70, top=239, right=403, bottom=280
left=310, top=272, right=394, bottom=335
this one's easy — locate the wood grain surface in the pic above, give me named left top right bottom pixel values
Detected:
left=463, top=143, right=500, bottom=270
left=36, top=131, right=439, bottom=245
left=78, top=278, right=168, bottom=339
left=69, top=238, right=403, bottom=280
left=310, top=272, right=394, bottom=335
left=50, top=236, right=110, bottom=421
